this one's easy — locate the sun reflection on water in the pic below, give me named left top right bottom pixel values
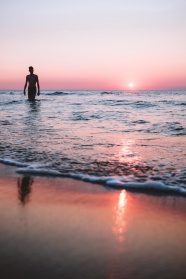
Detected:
left=118, top=139, right=140, bottom=164
left=112, top=190, right=127, bottom=243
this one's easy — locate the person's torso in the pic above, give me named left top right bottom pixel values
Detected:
left=28, top=74, right=37, bottom=87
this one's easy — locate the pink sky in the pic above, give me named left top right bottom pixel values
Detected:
left=0, top=0, right=186, bottom=90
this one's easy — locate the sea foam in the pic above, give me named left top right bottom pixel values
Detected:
left=16, top=167, right=186, bottom=196
left=1, top=157, right=186, bottom=195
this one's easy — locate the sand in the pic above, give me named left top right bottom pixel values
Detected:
left=0, top=163, right=186, bottom=279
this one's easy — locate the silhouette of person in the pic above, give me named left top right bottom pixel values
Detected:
left=17, top=176, right=33, bottom=205
left=24, top=66, right=40, bottom=101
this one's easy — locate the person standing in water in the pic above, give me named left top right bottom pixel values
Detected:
left=24, top=66, right=40, bottom=100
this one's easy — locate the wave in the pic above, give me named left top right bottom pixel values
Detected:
left=16, top=168, right=186, bottom=196
left=158, top=100, right=186, bottom=106
left=0, top=158, right=29, bottom=167
left=132, top=120, right=150, bottom=124
left=0, top=158, right=54, bottom=169
left=0, top=158, right=186, bottom=196
left=0, top=100, right=23, bottom=106
left=0, top=120, right=13, bottom=126
left=44, top=91, right=74, bottom=96
left=176, top=102, right=186, bottom=106
left=133, top=101, right=157, bottom=108
left=100, top=91, right=113, bottom=95
left=0, top=91, right=16, bottom=95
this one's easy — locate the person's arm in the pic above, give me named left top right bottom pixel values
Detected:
left=36, top=76, right=40, bottom=96
left=24, top=76, right=28, bottom=95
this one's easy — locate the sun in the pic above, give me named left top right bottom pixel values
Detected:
left=129, top=82, right=134, bottom=88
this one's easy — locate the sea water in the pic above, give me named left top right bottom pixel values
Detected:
left=0, top=90, right=186, bottom=194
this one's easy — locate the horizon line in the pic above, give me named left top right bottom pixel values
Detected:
left=0, top=88, right=186, bottom=91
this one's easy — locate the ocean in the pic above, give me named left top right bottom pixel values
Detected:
left=0, top=90, right=186, bottom=195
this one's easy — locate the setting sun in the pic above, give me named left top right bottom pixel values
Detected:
left=129, top=82, right=134, bottom=88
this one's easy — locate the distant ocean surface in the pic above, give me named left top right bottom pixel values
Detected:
left=0, top=90, right=186, bottom=195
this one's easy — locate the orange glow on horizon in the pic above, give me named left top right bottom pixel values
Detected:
left=0, top=71, right=186, bottom=91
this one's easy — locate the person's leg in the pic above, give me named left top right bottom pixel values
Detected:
left=28, top=87, right=36, bottom=101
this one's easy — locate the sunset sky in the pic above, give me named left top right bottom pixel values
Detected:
left=0, top=0, right=186, bottom=90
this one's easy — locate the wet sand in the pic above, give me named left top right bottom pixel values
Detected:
left=0, top=163, right=186, bottom=279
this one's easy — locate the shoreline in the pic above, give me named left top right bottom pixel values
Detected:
left=0, top=163, right=186, bottom=278
left=0, top=160, right=186, bottom=197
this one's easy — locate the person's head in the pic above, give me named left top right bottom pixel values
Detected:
left=29, top=66, right=34, bottom=74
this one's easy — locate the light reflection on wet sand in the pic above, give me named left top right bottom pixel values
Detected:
left=0, top=168, right=186, bottom=279
left=112, top=190, right=127, bottom=244
left=108, top=190, right=128, bottom=279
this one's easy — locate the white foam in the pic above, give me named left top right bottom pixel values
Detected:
left=1, top=158, right=186, bottom=196
left=0, top=158, right=54, bottom=170
left=17, top=168, right=62, bottom=177
left=106, top=179, right=186, bottom=195
left=0, top=158, right=29, bottom=168
left=15, top=167, right=186, bottom=196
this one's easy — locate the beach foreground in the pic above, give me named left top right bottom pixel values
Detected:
left=0, top=164, right=186, bottom=279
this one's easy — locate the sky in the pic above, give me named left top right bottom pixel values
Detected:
left=0, top=0, right=186, bottom=90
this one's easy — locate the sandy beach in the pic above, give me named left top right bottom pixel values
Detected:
left=1, top=0, right=186, bottom=277
left=0, top=163, right=186, bottom=279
